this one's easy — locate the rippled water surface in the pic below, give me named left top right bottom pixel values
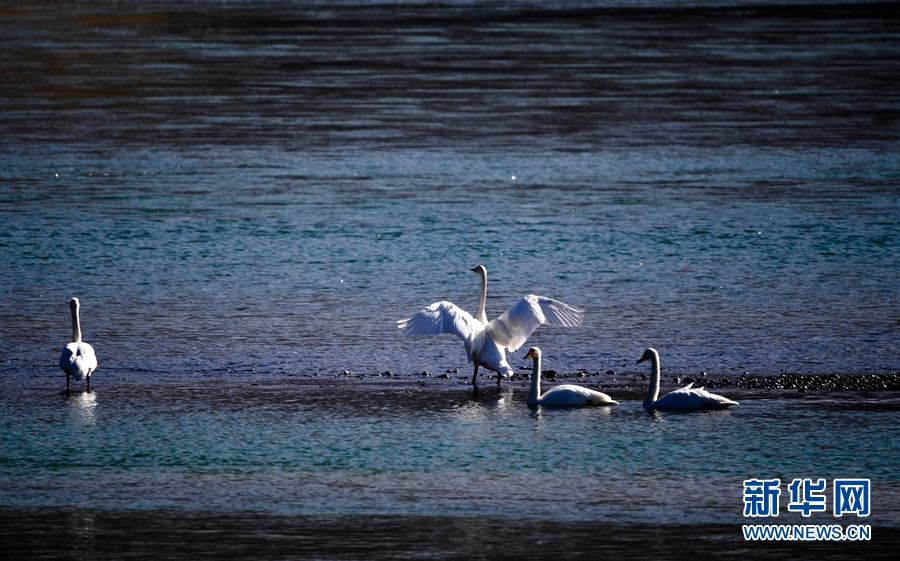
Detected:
left=1, top=0, right=899, bottom=558
left=2, top=376, right=900, bottom=558
left=3, top=378, right=900, bottom=519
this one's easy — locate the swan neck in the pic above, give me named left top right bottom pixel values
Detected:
left=527, top=354, right=541, bottom=404
left=70, top=300, right=82, bottom=343
left=475, top=269, right=487, bottom=323
left=643, top=353, right=660, bottom=407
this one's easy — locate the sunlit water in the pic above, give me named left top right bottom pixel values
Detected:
left=1, top=0, right=899, bottom=557
left=2, top=378, right=900, bottom=523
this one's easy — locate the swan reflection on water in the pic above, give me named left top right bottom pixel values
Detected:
left=67, top=391, right=98, bottom=425
left=454, top=384, right=516, bottom=422
left=526, top=402, right=614, bottom=422
left=644, top=404, right=738, bottom=429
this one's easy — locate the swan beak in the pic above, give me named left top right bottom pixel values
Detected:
left=525, top=349, right=534, bottom=359
left=636, top=356, right=647, bottom=364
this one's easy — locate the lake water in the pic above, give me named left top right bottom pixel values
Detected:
left=1, top=0, right=898, bottom=558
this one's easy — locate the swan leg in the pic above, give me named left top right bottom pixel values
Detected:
left=66, top=372, right=70, bottom=394
left=86, top=374, right=90, bottom=393
left=472, top=364, right=479, bottom=386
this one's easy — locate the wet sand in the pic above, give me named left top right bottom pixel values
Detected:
left=7, top=365, right=900, bottom=410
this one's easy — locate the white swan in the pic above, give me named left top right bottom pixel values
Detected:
left=398, top=265, right=584, bottom=385
left=59, top=297, right=97, bottom=393
left=525, top=347, right=617, bottom=406
left=637, top=348, right=737, bottom=410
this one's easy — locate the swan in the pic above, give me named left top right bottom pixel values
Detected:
left=525, top=347, right=617, bottom=406
left=59, top=297, right=97, bottom=393
left=397, top=265, right=584, bottom=386
left=637, top=348, right=737, bottom=410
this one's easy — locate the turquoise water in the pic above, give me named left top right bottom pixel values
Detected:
left=2, top=377, right=899, bottom=527
left=2, top=1, right=898, bottom=378
left=3, top=148, right=898, bottom=377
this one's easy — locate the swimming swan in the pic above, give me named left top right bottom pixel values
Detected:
left=59, top=297, right=97, bottom=393
left=398, top=265, right=584, bottom=386
left=637, top=348, right=737, bottom=410
left=525, top=347, right=617, bottom=406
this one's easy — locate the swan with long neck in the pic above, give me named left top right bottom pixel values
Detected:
left=398, top=265, right=584, bottom=386
left=59, top=298, right=98, bottom=393
left=638, top=348, right=737, bottom=410
left=526, top=347, right=617, bottom=406
left=472, top=265, right=488, bottom=325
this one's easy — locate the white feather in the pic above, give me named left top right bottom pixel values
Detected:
left=60, top=342, right=97, bottom=381
left=638, top=348, right=738, bottom=410
left=59, top=298, right=97, bottom=391
left=398, top=267, right=583, bottom=384
left=487, top=294, right=584, bottom=353
left=525, top=347, right=616, bottom=406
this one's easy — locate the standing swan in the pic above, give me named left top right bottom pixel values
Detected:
left=59, top=298, right=97, bottom=393
left=398, top=265, right=584, bottom=386
left=637, top=348, right=737, bottom=410
left=525, top=347, right=617, bottom=406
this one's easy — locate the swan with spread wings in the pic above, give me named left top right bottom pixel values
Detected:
left=397, top=265, right=584, bottom=386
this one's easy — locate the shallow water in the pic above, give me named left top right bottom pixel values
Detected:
left=3, top=378, right=900, bottom=523
left=1, top=0, right=899, bottom=557
left=2, top=377, right=900, bottom=558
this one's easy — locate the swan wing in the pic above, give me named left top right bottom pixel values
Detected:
left=486, top=294, right=584, bottom=353
left=691, top=387, right=739, bottom=408
left=397, top=301, right=478, bottom=339
left=397, top=301, right=482, bottom=361
left=655, top=386, right=738, bottom=409
left=540, top=384, right=617, bottom=406
left=397, top=301, right=480, bottom=339
left=652, top=390, right=704, bottom=409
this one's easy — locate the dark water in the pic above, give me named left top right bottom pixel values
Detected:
left=2, top=510, right=897, bottom=560
left=1, top=0, right=899, bottom=558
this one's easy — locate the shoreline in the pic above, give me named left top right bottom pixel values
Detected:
left=4, top=366, right=900, bottom=400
